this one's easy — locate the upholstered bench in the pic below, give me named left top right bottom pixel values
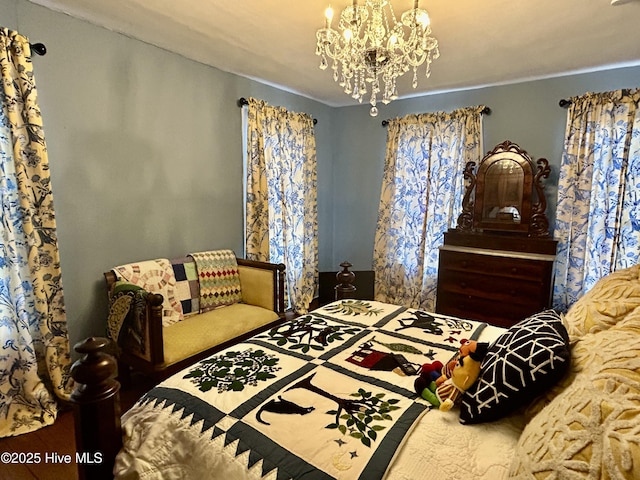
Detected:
left=105, top=250, right=286, bottom=379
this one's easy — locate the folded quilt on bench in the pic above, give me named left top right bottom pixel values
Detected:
left=188, top=249, right=242, bottom=311
left=112, top=250, right=245, bottom=327
left=114, top=258, right=184, bottom=326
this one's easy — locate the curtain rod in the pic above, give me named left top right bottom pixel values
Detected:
left=381, top=105, right=492, bottom=127
left=237, top=97, right=318, bottom=125
left=559, top=98, right=571, bottom=108
left=30, top=42, right=46, bottom=56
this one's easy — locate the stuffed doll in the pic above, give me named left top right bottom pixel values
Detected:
left=414, top=340, right=488, bottom=411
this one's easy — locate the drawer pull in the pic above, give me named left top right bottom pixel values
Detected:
left=511, top=267, right=518, bottom=274
left=460, top=281, right=467, bottom=288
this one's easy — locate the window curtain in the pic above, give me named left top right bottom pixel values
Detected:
left=0, top=29, right=72, bottom=437
left=553, top=89, right=640, bottom=311
left=373, top=106, right=485, bottom=310
left=245, top=98, right=318, bottom=314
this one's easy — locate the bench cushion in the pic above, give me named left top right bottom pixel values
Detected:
left=161, top=303, right=280, bottom=367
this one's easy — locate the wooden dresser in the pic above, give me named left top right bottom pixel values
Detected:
left=435, top=230, right=557, bottom=328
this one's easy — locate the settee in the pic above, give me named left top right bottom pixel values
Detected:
left=105, top=250, right=286, bottom=379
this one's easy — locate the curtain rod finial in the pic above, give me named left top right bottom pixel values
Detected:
left=30, top=43, right=47, bottom=56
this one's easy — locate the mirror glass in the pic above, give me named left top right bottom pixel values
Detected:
left=482, top=159, right=525, bottom=224
left=455, top=140, right=551, bottom=237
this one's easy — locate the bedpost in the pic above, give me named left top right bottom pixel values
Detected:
left=335, top=261, right=357, bottom=300
left=70, top=337, right=122, bottom=480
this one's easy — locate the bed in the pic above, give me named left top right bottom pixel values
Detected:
left=71, top=265, right=640, bottom=480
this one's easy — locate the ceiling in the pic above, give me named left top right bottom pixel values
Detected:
left=29, top=0, right=640, bottom=107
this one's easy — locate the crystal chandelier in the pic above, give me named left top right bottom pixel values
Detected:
left=316, top=0, right=439, bottom=116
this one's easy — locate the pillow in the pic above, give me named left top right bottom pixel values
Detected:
left=170, top=257, right=200, bottom=316
left=563, top=264, right=640, bottom=341
left=459, top=310, right=570, bottom=424
left=509, top=324, right=640, bottom=479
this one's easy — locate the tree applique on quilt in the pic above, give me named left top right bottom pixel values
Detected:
left=261, top=316, right=362, bottom=353
left=322, top=299, right=384, bottom=316
left=287, top=373, right=400, bottom=447
left=183, top=349, right=281, bottom=393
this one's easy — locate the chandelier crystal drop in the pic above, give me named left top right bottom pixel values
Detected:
left=316, top=0, right=439, bottom=116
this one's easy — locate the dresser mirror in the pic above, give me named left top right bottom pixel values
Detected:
left=482, top=159, right=526, bottom=224
left=456, top=140, right=551, bottom=236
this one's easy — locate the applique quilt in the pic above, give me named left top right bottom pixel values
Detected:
left=122, top=300, right=487, bottom=480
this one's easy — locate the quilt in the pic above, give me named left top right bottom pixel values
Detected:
left=117, top=300, right=488, bottom=480
left=189, top=249, right=243, bottom=311
left=113, top=258, right=184, bottom=326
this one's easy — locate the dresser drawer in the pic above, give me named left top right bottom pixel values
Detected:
left=437, top=268, right=548, bottom=307
left=436, top=291, right=540, bottom=328
left=439, top=249, right=550, bottom=280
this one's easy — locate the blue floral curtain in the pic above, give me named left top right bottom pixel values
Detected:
left=373, top=106, right=485, bottom=310
left=553, top=89, right=640, bottom=311
left=0, top=29, right=72, bottom=437
left=245, top=98, right=318, bottom=314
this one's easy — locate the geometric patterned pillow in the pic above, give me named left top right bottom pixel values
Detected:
left=459, top=310, right=571, bottom=424
left=170, top=257, right=200, bottom=316
left=113, top=258, right=183, bottom=327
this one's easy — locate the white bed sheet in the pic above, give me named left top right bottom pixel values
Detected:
left=384, top=324, right=524, bottom=480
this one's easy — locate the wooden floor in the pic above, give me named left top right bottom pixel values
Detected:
left=0, top=375, right=155, bottom=480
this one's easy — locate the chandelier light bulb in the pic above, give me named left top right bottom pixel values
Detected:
left=325, top=6, right=334, bottom=27
left=416, top=11, right=430, bottom=27
left=316, top=0, right=439, bottom=113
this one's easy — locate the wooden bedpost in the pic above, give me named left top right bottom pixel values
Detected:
left=70, top=337, right=122, bottom=480
left=335, top=261, right=357, bottom=300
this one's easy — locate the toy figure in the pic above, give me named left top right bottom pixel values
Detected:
left=414, top=340, right=489, bottom=411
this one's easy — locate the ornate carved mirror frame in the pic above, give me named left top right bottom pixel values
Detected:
left=456, top=140, right=551, bottom=237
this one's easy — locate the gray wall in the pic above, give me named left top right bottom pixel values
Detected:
left=4, top=0, right=334, bottom=349
left=331, top=67, right=640, bottom=270
left=3, top=0, right=640, bottom=350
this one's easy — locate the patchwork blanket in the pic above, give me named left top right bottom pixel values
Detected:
left=116, top=300, right=488, bottom=480
left=113, top=258, right=183, bottom=326
left=189, top=249, right=243, bottom=311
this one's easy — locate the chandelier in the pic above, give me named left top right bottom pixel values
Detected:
left=315, top=0, right=439, bottom=116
